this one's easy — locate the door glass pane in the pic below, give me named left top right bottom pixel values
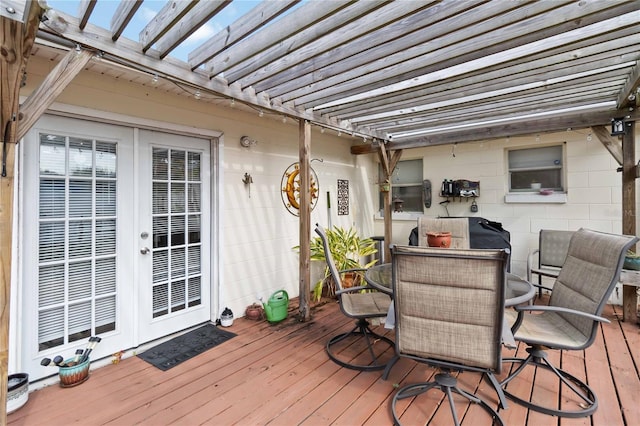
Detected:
left=96, top=141, right=117, bottom=178
left=39, top=134, right=65, bottom=176
left=151, top=148, right=203, bottom=318
left=69, top=180, right=93, bottom=217
left=39, top=179, right=65, bottom=217
left=69, top=138, right=93, bottom=177
left=153, top=217, right=168, bottom=248
left=37, top=133, right=117, bottom=351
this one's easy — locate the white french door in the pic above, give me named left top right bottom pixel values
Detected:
left=136, top=129, right=211, bottom=342
left=22, top=115, right=135, bottom=380
left=21, top=116, right=213, bottom=380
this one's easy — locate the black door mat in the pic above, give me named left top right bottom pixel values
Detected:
left=138, top=323, right=236, bottom=371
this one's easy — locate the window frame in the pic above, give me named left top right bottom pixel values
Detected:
left=378, top=158, right=424, bottom=215
left=507, top=144, right=566, bottom=193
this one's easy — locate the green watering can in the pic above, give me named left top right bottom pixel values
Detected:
left=262, top=290, right=289, bottom=323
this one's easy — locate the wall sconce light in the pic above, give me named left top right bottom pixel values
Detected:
left=611, top=117, right=626, bottom=136
left=240, top=136, right=257, bottom=148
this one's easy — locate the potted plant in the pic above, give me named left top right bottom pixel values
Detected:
left=624, top=250, right=640, bottom=270
left=295, top=226, right=378, bottom=301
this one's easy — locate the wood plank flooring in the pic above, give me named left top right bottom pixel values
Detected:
left=8, top=298, right=640, bottom=425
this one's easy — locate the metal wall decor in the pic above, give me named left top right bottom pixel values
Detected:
left=280, top=162, right=319, bottom=216
left=337, top=179, right=349, bottom=215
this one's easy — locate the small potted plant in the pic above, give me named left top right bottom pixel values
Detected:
left=245, top=303, right=263, bottom=320
left=295, top=226, right=378, bottom=301
left=624, top=250, right=640, bottom=270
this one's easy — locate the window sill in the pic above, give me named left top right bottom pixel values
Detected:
left=504, top=192, right=567, bottom=204
left=375, top=211, right=422, bottom=221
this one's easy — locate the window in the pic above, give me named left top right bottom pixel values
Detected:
left=508, top=145, right=564, bottom=192
left=379, top=159, right=423, bottom=213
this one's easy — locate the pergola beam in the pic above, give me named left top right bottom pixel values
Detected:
left=17, top=48, right=93, bottom=141
left=0, top=3, right=45, bottom=423
left=350, top=109, right=640, bottom=154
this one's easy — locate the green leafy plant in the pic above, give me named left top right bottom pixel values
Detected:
left=295, top=226, right=378, bottom=301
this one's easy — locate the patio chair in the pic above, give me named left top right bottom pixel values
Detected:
left=501, top=228, right=637, bottom=418
left=315, top=224, right=394, bottom=371
left=526, top=229, right=574, bottom=298
left=389, top=245, right=509, bottom=426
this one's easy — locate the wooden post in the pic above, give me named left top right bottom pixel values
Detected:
left=622, top=120, right=637, bottom=323
left=1, top=4, right=43, bottom=422
left=298, top=120, right=311, bottom=321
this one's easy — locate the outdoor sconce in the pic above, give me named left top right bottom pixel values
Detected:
left=240, top=136, right=257, bottom=148
left=611, top=118, right=626, bottom=136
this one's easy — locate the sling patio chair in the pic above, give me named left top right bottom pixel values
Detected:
left=526, top=229, right=574, bottom=298
left=389, top=245, right=510, bottom=426
left=501, top=228, right=637, bottom=418
left=315, top=224, right=394, bottom=371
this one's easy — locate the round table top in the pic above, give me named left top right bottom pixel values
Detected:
left=364, top=263, right=535, bottom=306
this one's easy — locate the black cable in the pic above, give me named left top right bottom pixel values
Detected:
left=2, top=116, right=15, bottom=177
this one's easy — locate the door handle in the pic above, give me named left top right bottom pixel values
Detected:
left=140, top=247, right=150, bottom=255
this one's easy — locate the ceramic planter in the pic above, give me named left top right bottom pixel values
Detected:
left=427, top=231, right=452, bottom=248
left=7, top=373, right=29, bottom=413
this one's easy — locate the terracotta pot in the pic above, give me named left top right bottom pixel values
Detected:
left=427, top=231, right=452, bottom=248
left=245, top=304, right=263, bottom=320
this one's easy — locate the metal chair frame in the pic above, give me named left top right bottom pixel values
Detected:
left=503, top=228, right=637, bottom=418
left=315, top=224, right=394, bottom=371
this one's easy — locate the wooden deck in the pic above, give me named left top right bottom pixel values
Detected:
left=8, top=298, right=640, bottom=426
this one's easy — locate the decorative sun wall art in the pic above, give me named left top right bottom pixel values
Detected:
left=280, top=162, right=319, bottom=216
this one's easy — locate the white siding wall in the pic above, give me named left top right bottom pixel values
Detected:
left=20, top=56, right=377, bottom=320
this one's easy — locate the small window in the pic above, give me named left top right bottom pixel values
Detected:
left=379, top=159, right=423, bottom=213
left=508, top=145, right=564, bottom=192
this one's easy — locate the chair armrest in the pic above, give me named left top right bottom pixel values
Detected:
left=338, top=268, right=367, bottom=274
left=526, top=249, right=540, bottom=281
left=513, top=305, right=610, bottom=324
left=335, top=285, right=381, bottom=295
left=530, top=282, right=553, bottom=292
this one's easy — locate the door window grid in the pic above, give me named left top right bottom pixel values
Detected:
left=37, top=133, right=117, bottom=351
left=152, top=148, right=202, bottom=318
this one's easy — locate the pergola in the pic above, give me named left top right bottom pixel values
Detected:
left=1, top=0, right=639, bottom=421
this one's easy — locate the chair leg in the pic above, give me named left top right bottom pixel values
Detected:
left=382, top=354, right=399, bottom=380
left=391, top=371, right=504, bottom=426
left=500, top=346, right=597, bottom=417
left=326, top=318, right=394, bottom=371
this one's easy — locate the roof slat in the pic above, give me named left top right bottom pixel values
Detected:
left=323, top=26, right=640, bottom=118
left=188, top=0, right=301, bottom=70
left=77, top=0, right=96, bottom=30
left=110, top=0, right=142, bottom=41
left=253, top=0, right=519, bottom=95
left=154, top=0, right=231, bottom=59
left=224, top=0, right=422, bottom=84
left=203, top=0, right=352, bottom=77
left=305, top=8, right=640, bottom=110
left=139, top=0, right=198, bottom=52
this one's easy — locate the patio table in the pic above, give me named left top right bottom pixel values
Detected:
left=365, top=263, right=535, bottom=347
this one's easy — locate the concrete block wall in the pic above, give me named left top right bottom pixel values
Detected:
left=375, top=129, right=639, bottom=284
